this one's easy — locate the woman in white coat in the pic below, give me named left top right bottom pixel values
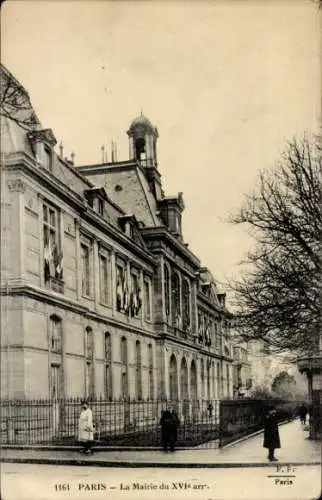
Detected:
left=78, top=401, right=94, bottom=454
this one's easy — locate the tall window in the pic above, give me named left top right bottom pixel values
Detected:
left=130, top=269, right=141, bottom=317
left=226, top=364, right=230, bottom=396
left=104, top=332, right=112, bottom=399
left=120, top=337, right=128, bottom=398
left=180, top=358, right=188, bottom=399
left=116, top=263, right=126, bottom=312
left=50, top=364, right=61, bottom=399
left=206, top=319, right=212, bottom=346
left=99, top=254, right=109, bottom=304
left=200, top=359, right=204, bottom=399
left=169, top=354, right=178, bottom=400
left=164, top=264, right=170, bottom=318
left=171, top=272, right=181, bottom=327
left=43, top=202, right=63, bottom=289
left=144, top=278, right=151, bottom=321
left=81, top=243, right=90, bottom=297
left=148, top=343, right=153, bottom=399
left=135, top=341, right=142, bottom=399
left=85, top=327, right=94, bottom=398
left=182, top=278, right=191, bottom=331
left=49, top=315, right=62, bottom=353
left=207, top=361, right=211, bottom=398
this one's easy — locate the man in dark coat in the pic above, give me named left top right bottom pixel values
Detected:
left=160, top=407, right=180, bottom=452
left=263, top=407, right=281, bottom=461
left=298, top=403, right=308, bottom=425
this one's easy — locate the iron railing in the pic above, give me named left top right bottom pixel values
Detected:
left=0, top=397, right=220, bottom=447
left=0, top=397, right=299, bottom=448
left=219, top=398, right=299, bottom=446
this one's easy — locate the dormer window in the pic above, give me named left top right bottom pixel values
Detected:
left=98, top=198, right=104, bottom=216
left=43, top=146, right=52, bottom=171
left=84, top=187, right=107, bottom=218
left=27, top=128, right=57, bottom=170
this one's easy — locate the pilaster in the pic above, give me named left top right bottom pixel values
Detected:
left=7, top=179, right=26, bottom=283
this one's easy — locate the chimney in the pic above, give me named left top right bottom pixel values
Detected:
left=59, top=142, right=64, bottom=158
left=101, top=145, right=105, bottom=163
left=70, top=152, right=75, bottom=165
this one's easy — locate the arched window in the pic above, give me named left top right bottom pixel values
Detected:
left=49, top=315, right=62, bottom=353
left=120, top=337, right=128, bottom=398
left=200, top=359, right=205, bottom=399
left=169, top=354, right=178, bottom=400
left=148, top=343, right=153, bottom=399
left=164, top=264, right=170, bottom=318
left=190, top=360, right=197, bottom=400
left=49, top=315, right=63, bottom=399
left=85, top=327, right=94, bottom=359
left=171, top=272, right=181, bottom=328
left=135, top=340, right=142, bottom=399
left=182, top=278, right=191, bottom=331
left=207, top=360, right=211, bottom=399
left=180, top=358, right=188, bottom=399
left=135, top=137, right=146, bottom=163
left=104, top=332, right=112, bottom=399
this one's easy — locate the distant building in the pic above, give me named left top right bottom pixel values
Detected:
left=0, top=65, right=234, bottom=405
left=297, top=334, right=322, bottom=439
left=232, top=342, right=252, bottom=398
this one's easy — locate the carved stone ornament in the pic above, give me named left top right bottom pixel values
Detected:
left=7, top=179, right=26, bottom=193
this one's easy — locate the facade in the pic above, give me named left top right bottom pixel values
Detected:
left=0, top=66, right=234, bottom=404
left=232, top=342, right=252, bottom=398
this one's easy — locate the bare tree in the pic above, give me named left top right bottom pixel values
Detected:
left=229, top=136, right=321, bottom=355
left=0, top=64, right=39, bottom=130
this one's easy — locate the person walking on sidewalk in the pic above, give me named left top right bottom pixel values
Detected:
left=160, top=406, right=180, bottom=452
left=298, top=403, right=308, bottom=425
left=78, top=400, right=94, bottom=455
left=263, top=406, right=281, bottom=461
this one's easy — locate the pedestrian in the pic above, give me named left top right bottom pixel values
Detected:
left=78, top=400, right=94, bottom=455
left=298, top=403, right=308, bottom=425
left=263, top=406, right=281, bottom=462
left=160, top=406, right=180, bottom=452
left=169, top=407, right=180, bottom=452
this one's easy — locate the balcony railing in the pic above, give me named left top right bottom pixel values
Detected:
left=46, top=277, right=64, bottom=294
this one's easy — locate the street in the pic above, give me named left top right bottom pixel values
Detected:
left=1, top=462, right=321, bottom=500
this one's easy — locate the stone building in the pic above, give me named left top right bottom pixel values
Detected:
left=0, top=65, right=233, bottom=404
left=232, top=342, right=252, bottom=398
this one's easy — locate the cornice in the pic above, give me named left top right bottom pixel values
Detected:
left=3, top=156, right=156, bottom=266
left=76, top=160, right=138, bottom=175
left=141, top=227, right=200, bottom=268
left=1, top=284, right=156, bottom=339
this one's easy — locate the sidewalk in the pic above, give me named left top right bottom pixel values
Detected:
left=1, top=421, right=320, bottom=468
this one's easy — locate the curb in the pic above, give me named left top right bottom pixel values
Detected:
left=221, top=419, right=293, bottom=449
left=0, top=445, right=202, bottom=452
left=1, top=458, right=321, bottom=468
left=2, top=421, right=295, bottom=453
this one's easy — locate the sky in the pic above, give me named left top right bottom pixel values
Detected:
left=2, top=0, right=321, bottom=288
